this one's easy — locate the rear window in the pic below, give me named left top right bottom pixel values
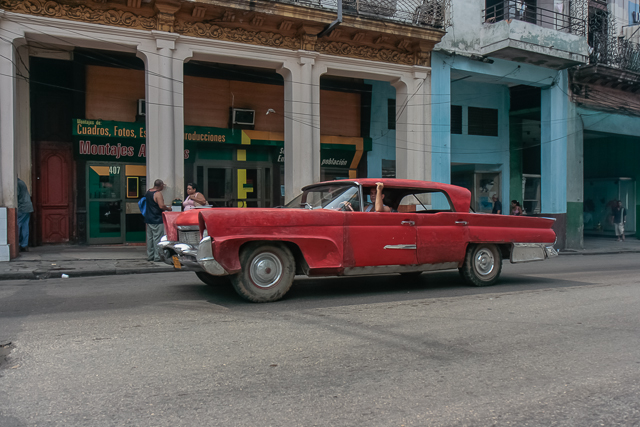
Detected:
left=397, top=191, right=453, bottom=213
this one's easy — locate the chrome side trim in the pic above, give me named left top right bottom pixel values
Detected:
left=196, top=236, right=228, bottom=276
left=511, top=243, right=557, bottom=263
left=384, top=244, right=417, bottom=250
left=343, top=262, right=458, bottom=276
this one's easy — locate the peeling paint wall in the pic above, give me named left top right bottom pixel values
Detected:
left=436, top=0, right=588, bottom=62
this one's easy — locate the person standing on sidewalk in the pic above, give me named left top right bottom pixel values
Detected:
left=612, top=200, right=627, bottom=242
left=144, top=179, right=170, bottom=262
left=491, top=194, right=502, bottom=214
left=17, top=178, right=33, bottom=252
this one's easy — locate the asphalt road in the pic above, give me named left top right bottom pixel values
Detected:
left=1, top=254, right=639, bottom=426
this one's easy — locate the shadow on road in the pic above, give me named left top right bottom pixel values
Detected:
left=189, top=270, right=595, bottom=311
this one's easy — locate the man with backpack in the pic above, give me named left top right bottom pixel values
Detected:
left=143, top=179, right=171, bottom=262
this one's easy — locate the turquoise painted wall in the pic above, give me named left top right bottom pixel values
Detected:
left=431, top=52, right=451, bottom=184
left=450, top=80, right=511, bottom=205
left=365, top=80, right=396, bottom=178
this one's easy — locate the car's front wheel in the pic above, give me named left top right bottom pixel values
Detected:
left=459, top=244, right=502, bottom=287
left=195, top=272, right=230, bottom=287
left=231, top=242, right=296, bottom=303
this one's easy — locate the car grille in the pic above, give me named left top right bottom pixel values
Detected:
left=178, top=230, right=200, bottom=246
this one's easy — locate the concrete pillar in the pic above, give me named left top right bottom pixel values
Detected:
left=138, top=32, right=182, bottom=202
left=15, top=45, right=30, bottom=190
left=278, top=54, right=318, bottom=202
left=431, top=53, right=451, bottom=184
left=541, top=70, right=568, bottom=214
left=0, top=37, right=17, bottom=208
left=171, top=47, right=191, bottom=202
left=0, top=35, right=18, bottom=261
left=311, top=62, right=327, bottom=184
left=393, top=70, right=431, bottom=181
left=566, top=99, right=584, bottom=249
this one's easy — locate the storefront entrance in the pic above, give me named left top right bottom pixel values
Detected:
left=86, top=163, right=147, bottom=244
left=193, top=161, right=273, bottom=207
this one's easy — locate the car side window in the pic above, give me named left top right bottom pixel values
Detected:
left=397, top=191, right=453, bottom=213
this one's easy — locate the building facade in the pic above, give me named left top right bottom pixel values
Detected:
left=0, top=0, right=447, bottom=257
left=428, top=0, right=591, bottom=249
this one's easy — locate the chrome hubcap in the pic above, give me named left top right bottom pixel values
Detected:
left=474, top=248, right=495, bottom=276
left=250, top=252, right=282, bottom=289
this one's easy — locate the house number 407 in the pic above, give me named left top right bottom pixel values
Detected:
left=109, top=166, right=120, bottom=175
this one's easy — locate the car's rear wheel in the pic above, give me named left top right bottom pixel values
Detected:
left=231, top=243, right=295, bottom=303
left=195, top=272, right=230, bottom=287
left=459, top=244, right=502, bottom=287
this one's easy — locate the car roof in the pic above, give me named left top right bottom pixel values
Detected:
left=302, top=179, right=472, bottom=212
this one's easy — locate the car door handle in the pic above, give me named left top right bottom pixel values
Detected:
left=455, top=221, right=468, bottom=225
left=401, top=220, right=415, bottom=226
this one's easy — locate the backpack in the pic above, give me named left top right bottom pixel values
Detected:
left=138, top=195, right=147, bottom=217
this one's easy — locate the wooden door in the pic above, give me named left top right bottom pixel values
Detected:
left=35, top=142, right=73, bottom=243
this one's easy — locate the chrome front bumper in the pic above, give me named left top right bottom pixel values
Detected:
left=158, top=235, right=202, bottom=271
left=196, top=236, right=229, bottom=276
left=511, top=243, right=559, bottom=263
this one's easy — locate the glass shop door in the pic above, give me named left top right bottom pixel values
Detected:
left=87, top=163, right=147, bottom=244
left=195, top=163, right=272, bottom=208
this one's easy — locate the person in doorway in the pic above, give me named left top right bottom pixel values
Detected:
left=612, top=200, right=627, bottom=241
left=510, top=200, right=523, bottom=216
left=491, top=194, right=502, bottom=214
left=144, top=179, right=170, bottom=262
left=17, top=178, right=33, bottom=252
left=183, top=183, right=207, bottom=210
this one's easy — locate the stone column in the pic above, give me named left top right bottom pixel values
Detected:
left=171, top=46, right=191, bottom=202
left=138, top=32, right=181, bottom=202
left=0, top=36, right=17, bottom=208
left=15, top=44, right=30, bottom=190
left=278, top=54, right=318, bottom=202
left=0, top=34, right=19, bottom=260
left=311, top=61, right=327, bottom=184
left=393, top=70, right=431, bottom=181
left=541, top=70, right=568, bottom=214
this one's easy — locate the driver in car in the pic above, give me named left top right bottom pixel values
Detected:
left=342, top=182, right=393, bottom=212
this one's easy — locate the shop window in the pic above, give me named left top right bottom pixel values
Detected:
left=451, top=105, right=462, bottom=134
left=387, top=99, right=396, bottom=130
left=468, top=107, right=498, bottom=137
left=382, top=159, right=396, bottom=178
left=522, top=174, right=541, bottom=215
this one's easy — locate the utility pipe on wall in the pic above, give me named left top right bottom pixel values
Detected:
left=317, top=0, right=343, bottom=38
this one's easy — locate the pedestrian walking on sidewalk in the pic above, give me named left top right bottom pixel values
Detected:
left=17, top=178, right=33, bottom=252
left=612, top=200, right=627, bottom=242
left=144, top=179, right=171, bottom=262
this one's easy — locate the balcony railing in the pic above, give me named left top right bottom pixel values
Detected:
left=275, top=0, right=451, bottom=29
left=590, top=32, right=640, bottom=73
left=483, top=0, right=586, bottom=36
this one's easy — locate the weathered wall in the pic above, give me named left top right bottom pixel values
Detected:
left=365, top=80, right=396, bottom=178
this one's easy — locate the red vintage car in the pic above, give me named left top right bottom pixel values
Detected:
left=159, top=179, right=557, bottom=302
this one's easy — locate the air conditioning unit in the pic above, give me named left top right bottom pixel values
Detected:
left=137, top=99, right=146, bottom=116
left=633, top=11, right=640, bottom=24
left=232, top=108, right=255, bottom=126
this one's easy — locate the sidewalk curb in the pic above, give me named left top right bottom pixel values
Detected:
left=559, top=249, right=640, bottom=256
left=0, top=267, right=185, bottom=281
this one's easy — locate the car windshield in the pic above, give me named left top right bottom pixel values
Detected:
left=285, top=184, right=361, bottom=210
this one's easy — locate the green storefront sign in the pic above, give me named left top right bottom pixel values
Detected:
left=73, top=119, right=371, bottom=166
